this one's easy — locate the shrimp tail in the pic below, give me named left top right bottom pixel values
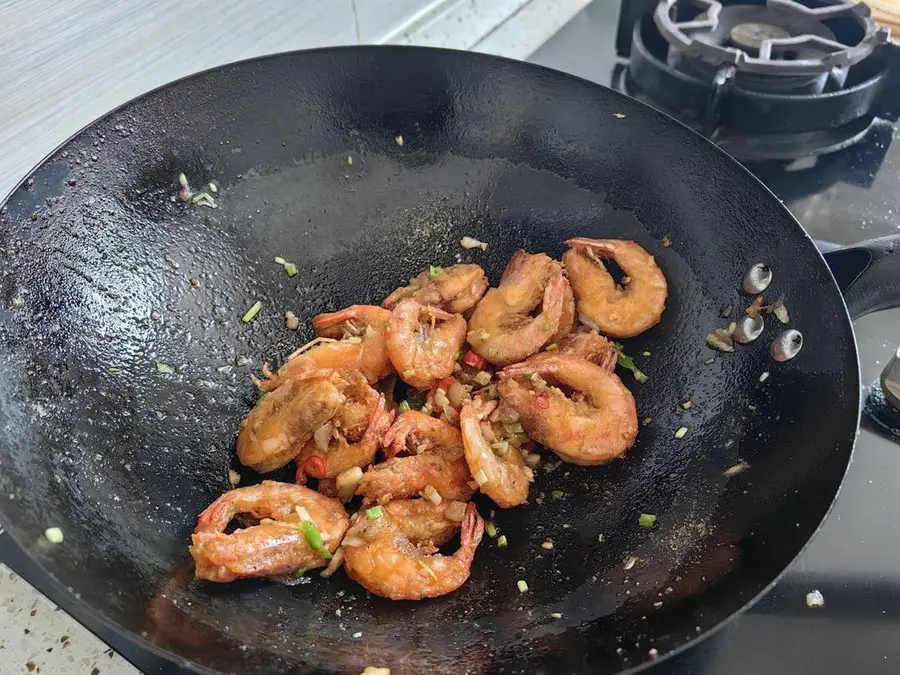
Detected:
left=461, top=503, right=485, bottom=552
left=381, top=288, right=406, bottom=310
left=500, top=249, right=529, bottom=285
left=195, top=499, right=232, bottom=532
left=421, top=305, right=456, bottom=322
left=541, top=271, right=567, bottom=336
left=564, top=237, right=609, bottom=251
left=500, top=357, right=559, bottom=379
left=367, top=395, right=392, bottom=443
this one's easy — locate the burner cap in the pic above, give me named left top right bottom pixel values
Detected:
left=729, top=22, right=791, bottom=50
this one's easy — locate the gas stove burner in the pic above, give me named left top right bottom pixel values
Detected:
left=655, top=0, right=889, bottom=75
left=621, top=0, right=892, bottom=160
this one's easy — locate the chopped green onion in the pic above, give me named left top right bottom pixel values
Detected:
left=428, top=265, right=444, bottom=280
left=155, top=361, right=176, bottom=374
left=398, top=400, right=411, bottom=413
left=517, top=579, right=529, bottom=593
left=550, top=490, right=565, bottom=500
left=704, top=357, right=715, bottom=365
left=642, top=350, right=651, bottom=357
left=273, top=257, right=298, bottom=277
left=639, top=513, right=657, bottom=528
left=616, top=351, right=649, bottom=384
left=365, top=505, right=383, bottom=520
left=524, top=372, right=536, bottom=379
left=420, top=404, right=432, bottom=416
left=485, top=521, right=498, bottom=538
left=107, top=367, right=121, bottom=373
left=674, top=426, right=688, bottom=440
left=177, top=173, right=188, bottom=187
left=191, top=191, right=216, bottom=207
left=544, top=343, right=558, bottom=351
left=288, top=568, right=306, bottom=579
left=242, top=300, right=263, bottom=323
left=300, top=520, right=332, bottom=560
left=497, top=535, right=508, bottom=547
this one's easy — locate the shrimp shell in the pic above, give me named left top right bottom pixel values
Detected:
left=383, top=263, right=489, bottom=314
left=190, top=481, right=349, bottom=582
left=467, top=250, right=573, bottom=366
left=294, top=372, right=392, bottom=480
left=343, top=500, right=484, bottom=600
left=257, top=305, right=392, bottom=391
left=460, top=400, right=530, bottom=508
left=237, top=370, right=346, bottom=474
left=499, top=353, right=638, bottom=465
left=563, top=238, right=667, bottom=338
left=386, top=299, right=467, bottom=390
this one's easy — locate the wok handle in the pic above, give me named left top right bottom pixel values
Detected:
left=822, top=235, right=900, bottom=320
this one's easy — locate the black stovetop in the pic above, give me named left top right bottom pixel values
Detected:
left=4, top=2, right=900, bottom=673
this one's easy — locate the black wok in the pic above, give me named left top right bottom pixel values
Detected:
left=0, top=46, right=897, bottom=675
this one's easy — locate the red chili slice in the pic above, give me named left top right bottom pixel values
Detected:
left=462, top=350, right=487, bottom=369
left=295, top=455, right=326, bottom=483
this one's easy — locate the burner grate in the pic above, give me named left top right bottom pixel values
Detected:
left=619, top=0, right=893, bottom=160
left=654, top=0, right=888, bottom=74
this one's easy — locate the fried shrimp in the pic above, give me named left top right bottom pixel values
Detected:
left=467, top=250, right=573, bottom=366
left=460, top=400, right=530, bottom=508
left=342, top=500, right=484, bottom=600
left=383, top=263, right=489, bottom=314
left=381, top=498, right=467, bottom=548
left=563, top=238, right=667, bottom=338
left=190, top=481, right=349, bottom=582
left=256, top=305, right=392, bottom=392
left=553, top=327, right=618, bottom=371
left=382, top=410, right=464, bottom=459
left=386, top=299, right=467, bottom=390
left=356, top=411, right=474, bottom=503
left=237, top=370, right=347, bottom=473
left=499, top=353, right=638, bottom=465
left=294, top=371, right=392, bottom=480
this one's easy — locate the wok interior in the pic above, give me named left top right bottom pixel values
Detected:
left=0, top=48, right=857, bottom=674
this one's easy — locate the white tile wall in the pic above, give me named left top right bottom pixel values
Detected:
left=354, top=0, right=444, bottom=43
left=0, top=0, right=359, bottom=197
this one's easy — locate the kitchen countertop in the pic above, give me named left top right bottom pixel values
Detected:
left=1, top=564, right=135, bottom=675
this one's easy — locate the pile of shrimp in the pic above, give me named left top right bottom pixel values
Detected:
left=189, top=239, right=667, bottom=600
